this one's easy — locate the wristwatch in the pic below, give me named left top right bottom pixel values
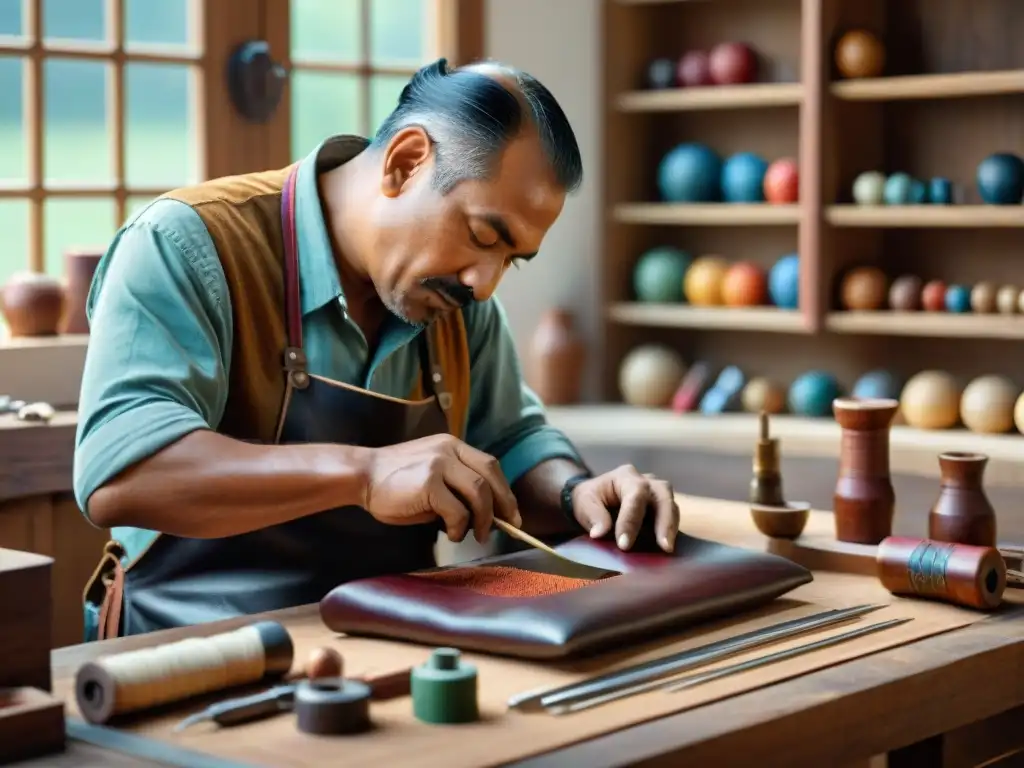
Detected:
left=560, top=472, right=593, bottom=530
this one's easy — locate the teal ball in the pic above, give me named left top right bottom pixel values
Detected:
left=908, top=179, right=927, bottom=204
left=721, top=152, right=769, bottom=203
left=852, top=369, right=903, bottom=400
left=657, top=143, right=722, bottom=202
left=788, top=371, right=841, bottom=417
left=945, top=284, right=971, bottom=313
left=768, top=253, right=800, bottom=309
left=633, top=247, right=693, bottom=303
left=883, top=173, right=914, bottom=205
left=976, top=153, right=1024, bottom=205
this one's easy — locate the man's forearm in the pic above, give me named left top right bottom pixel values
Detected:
left=511, top=457, right=589, bottom=536
left=85, top=429, right=371, bottom=538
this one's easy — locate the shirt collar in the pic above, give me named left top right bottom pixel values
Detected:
left=293, top=134, right=370, bottom=315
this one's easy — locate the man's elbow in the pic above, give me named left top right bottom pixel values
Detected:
left=83, top=483, right=129, bottom=530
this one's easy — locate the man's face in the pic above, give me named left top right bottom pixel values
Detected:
left=367, top=126, right=566, bottom=325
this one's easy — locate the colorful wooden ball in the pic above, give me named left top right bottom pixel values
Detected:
left=883, top=173, right=914, bottom=205
left=945, top=284, right=971, bottom=313
left=677, top=50, right=713, bottom=87
left=788, top=371, right=841, bottom=417
left=834, top=29, right=885, bottom=79
left=960, top=375, right=1019, bottom=434
left=996, top=285, right=1019, bottom=314
left=305, top=646, right=344, bottom=679
left=646, top=58, right=677, bottom=89
left=684, top=255, right=730, bottom=306
left=899, top=371, right=961, bottom=430
left=852, top=369, right=903, bottom=400
left=763, top=158, right=799, bottom=204
left=852, top=171, right=886, bottom=205
left=921, top=280, right=947, bottom=312
left=888, top=275, right=922, bottom=310
left=768, top=253, right=800, bottom=309
left=721, top=261, right=768, bottom=306
left=633, top=246, right=692, bottom=303
left=618, top=345, right=687, bottom=408
left=1015, top=392, right=1024, bottom=434
left=970, top=282, right=998, bottom=313
left=707, top=42, right=758, bottom=85
left=741, top=377, right=785, bottom=414
left=840, top=266, right=888, bottom=310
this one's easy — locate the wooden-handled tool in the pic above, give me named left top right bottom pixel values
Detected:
left=492, top=518, right=574, bottom=562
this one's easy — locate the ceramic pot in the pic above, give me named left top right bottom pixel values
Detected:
left=832, top=397, right=898, bottom=544
left=62, top=249, right=104, bottom=334
left=0, top=271, right=66, bottom=337
left=928, top=452, right=997, bottom=547
left=527, top=308, right=585, bottom=405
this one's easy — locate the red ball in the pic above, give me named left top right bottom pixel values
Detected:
left=708, top=42, right=758, bottom=85
left=921, top=280, right=947, bottom=312
left=764, top=158, right=799, bottom=203
left=721, top=261, right=768, bottom=306
left=677, top=51, right=712, bottom=87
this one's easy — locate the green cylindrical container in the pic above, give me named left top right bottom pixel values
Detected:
left=411, top=648, right=479, bottom=725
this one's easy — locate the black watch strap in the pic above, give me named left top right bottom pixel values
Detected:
left=560, top=472, right=593, bottom=530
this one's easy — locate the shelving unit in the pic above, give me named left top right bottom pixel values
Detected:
left=598, top=0, right=1024, bottom=442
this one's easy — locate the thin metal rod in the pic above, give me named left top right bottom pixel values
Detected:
left=507, top=603, right=885, bottom=710
left=492, top=518, right=575, bottom=562
left=552, top=617, right=911, bottom=715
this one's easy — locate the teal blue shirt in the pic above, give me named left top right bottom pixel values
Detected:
left=73, top=138, right=582, bottom=559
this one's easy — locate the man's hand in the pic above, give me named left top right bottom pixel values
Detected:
left=362, top=434, right=521, bottom=544
left=570, top=465, right=679, bottom=553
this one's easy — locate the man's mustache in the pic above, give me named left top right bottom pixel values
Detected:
left=420, top=277, right=475, bottom=307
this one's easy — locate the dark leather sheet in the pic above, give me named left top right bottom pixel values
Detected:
left=320, top=531, right=812, bottom=659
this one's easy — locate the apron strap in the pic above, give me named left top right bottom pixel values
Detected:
left=280, top=165, right=309, bottom=391
left=83, top=539, right=127, bottom=641
left=419, top=330, right=453, bottom=415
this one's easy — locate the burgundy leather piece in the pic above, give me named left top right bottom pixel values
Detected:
left=319, top=532, right=813, bottom=659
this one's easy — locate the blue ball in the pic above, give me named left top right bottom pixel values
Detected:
left=721, top=152, right=769, bottom=203
left=945, top=284, right=971, bottom=313
left=883, top=173, right=914, bottom=205
left=976, top=153, right=1024, bottom=205
left=657, top=143, right=722, bottom=203
left=633, top=247, right=692, bottom=303
left=768, top=253, right=800, bottom=309
left=788, top=371, right=841, bottom=417
left=852, top=369, right=903, bottom=400
left=928, top=177, right=952, bottom=204
left=908, top=179, right=928, bottom=204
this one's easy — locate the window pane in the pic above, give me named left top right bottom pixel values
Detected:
left=44, top=59, right=113, bottom=186
left=370, top=0, right=427, bottom=66
left=0, top=199, right=29, bottom=288
left=43, top=0, right=107, bottom=44
left=291, top=0, right=360, bottom=63
left=291, top=72, right=361, bottom=162
left=125, top=63, right=199, bottom=187
left=124, top=0, right=195, bottom=52
left=44, top=198, right=117, bottom=277
left=369, top=74, right=408, bottom=135
left=0, top=0, right=23, bottom=37
left=0, top=56, right=27, bottom=185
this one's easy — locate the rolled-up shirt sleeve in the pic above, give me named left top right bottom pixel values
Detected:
left=462, top=297, right=584, bottom=484
left=73, top=199, right=234, bottom=519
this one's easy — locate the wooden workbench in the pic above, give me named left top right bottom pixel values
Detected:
left=18, top=497, right=1024, bottom=768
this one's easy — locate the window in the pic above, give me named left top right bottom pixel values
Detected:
left=0, top=0, right=479, bottom=313
left=0, top=0, right=205, bottom=286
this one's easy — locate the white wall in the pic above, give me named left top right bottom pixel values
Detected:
left=486, top=0, right=603, bottom=402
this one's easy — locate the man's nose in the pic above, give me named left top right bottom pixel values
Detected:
left=458, top=259, right=506, bottom=302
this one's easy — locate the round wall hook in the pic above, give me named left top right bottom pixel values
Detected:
left=226, top=40, right=287, bottom=123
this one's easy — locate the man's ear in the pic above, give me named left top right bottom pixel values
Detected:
left=381, top=126, right=433, bottom=198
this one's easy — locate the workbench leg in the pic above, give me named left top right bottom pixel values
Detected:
left=888, top=735, right=944, bottom=768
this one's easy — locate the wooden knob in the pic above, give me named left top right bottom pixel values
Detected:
left=305, top=647, right=343, bottom=680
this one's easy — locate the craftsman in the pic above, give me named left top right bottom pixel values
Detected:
left=74, top=59, right=680, bottom=639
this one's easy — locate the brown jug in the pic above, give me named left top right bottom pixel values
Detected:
left=527, top=308, right=585, bottom=405
left=928, top=452, right=996, bottom=547
left=832, top=397, right=898, bottom=544
left=62, top=249, right=104, bottom=334
left=0, top=271, right=66, bottom=337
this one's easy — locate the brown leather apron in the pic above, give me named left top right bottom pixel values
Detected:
left=84, top=166, right=454, bottom=639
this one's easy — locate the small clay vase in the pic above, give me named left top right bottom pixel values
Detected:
left=832, top=397, right=898, bottom=545
left=0, top=271, right=66, bottom=337
left=527, top=308, right=585, bottom=405
left=928, top=452, right=997, bottom=547
left=62, top=249, right=104, bottom=334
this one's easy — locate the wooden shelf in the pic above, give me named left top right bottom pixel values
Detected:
left=827, top=312, right=1024, bottom=340
left=545, top=406, right=1024, bottom=488
left=831, top=70, right=1024, bottom=102
left=616, top=83, right=803, bottom=112
left=826, top=205, right=1024, bottom=228
left=609, top=303, right=807, bottom=333
left=613, top=203, right=801, bottom=226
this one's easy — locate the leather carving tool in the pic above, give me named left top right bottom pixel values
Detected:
left=493, top=518, right=575, bottom=563
left=552, top=616, right=911, bottom=714
left=507, top=603, right=885, bottom=711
